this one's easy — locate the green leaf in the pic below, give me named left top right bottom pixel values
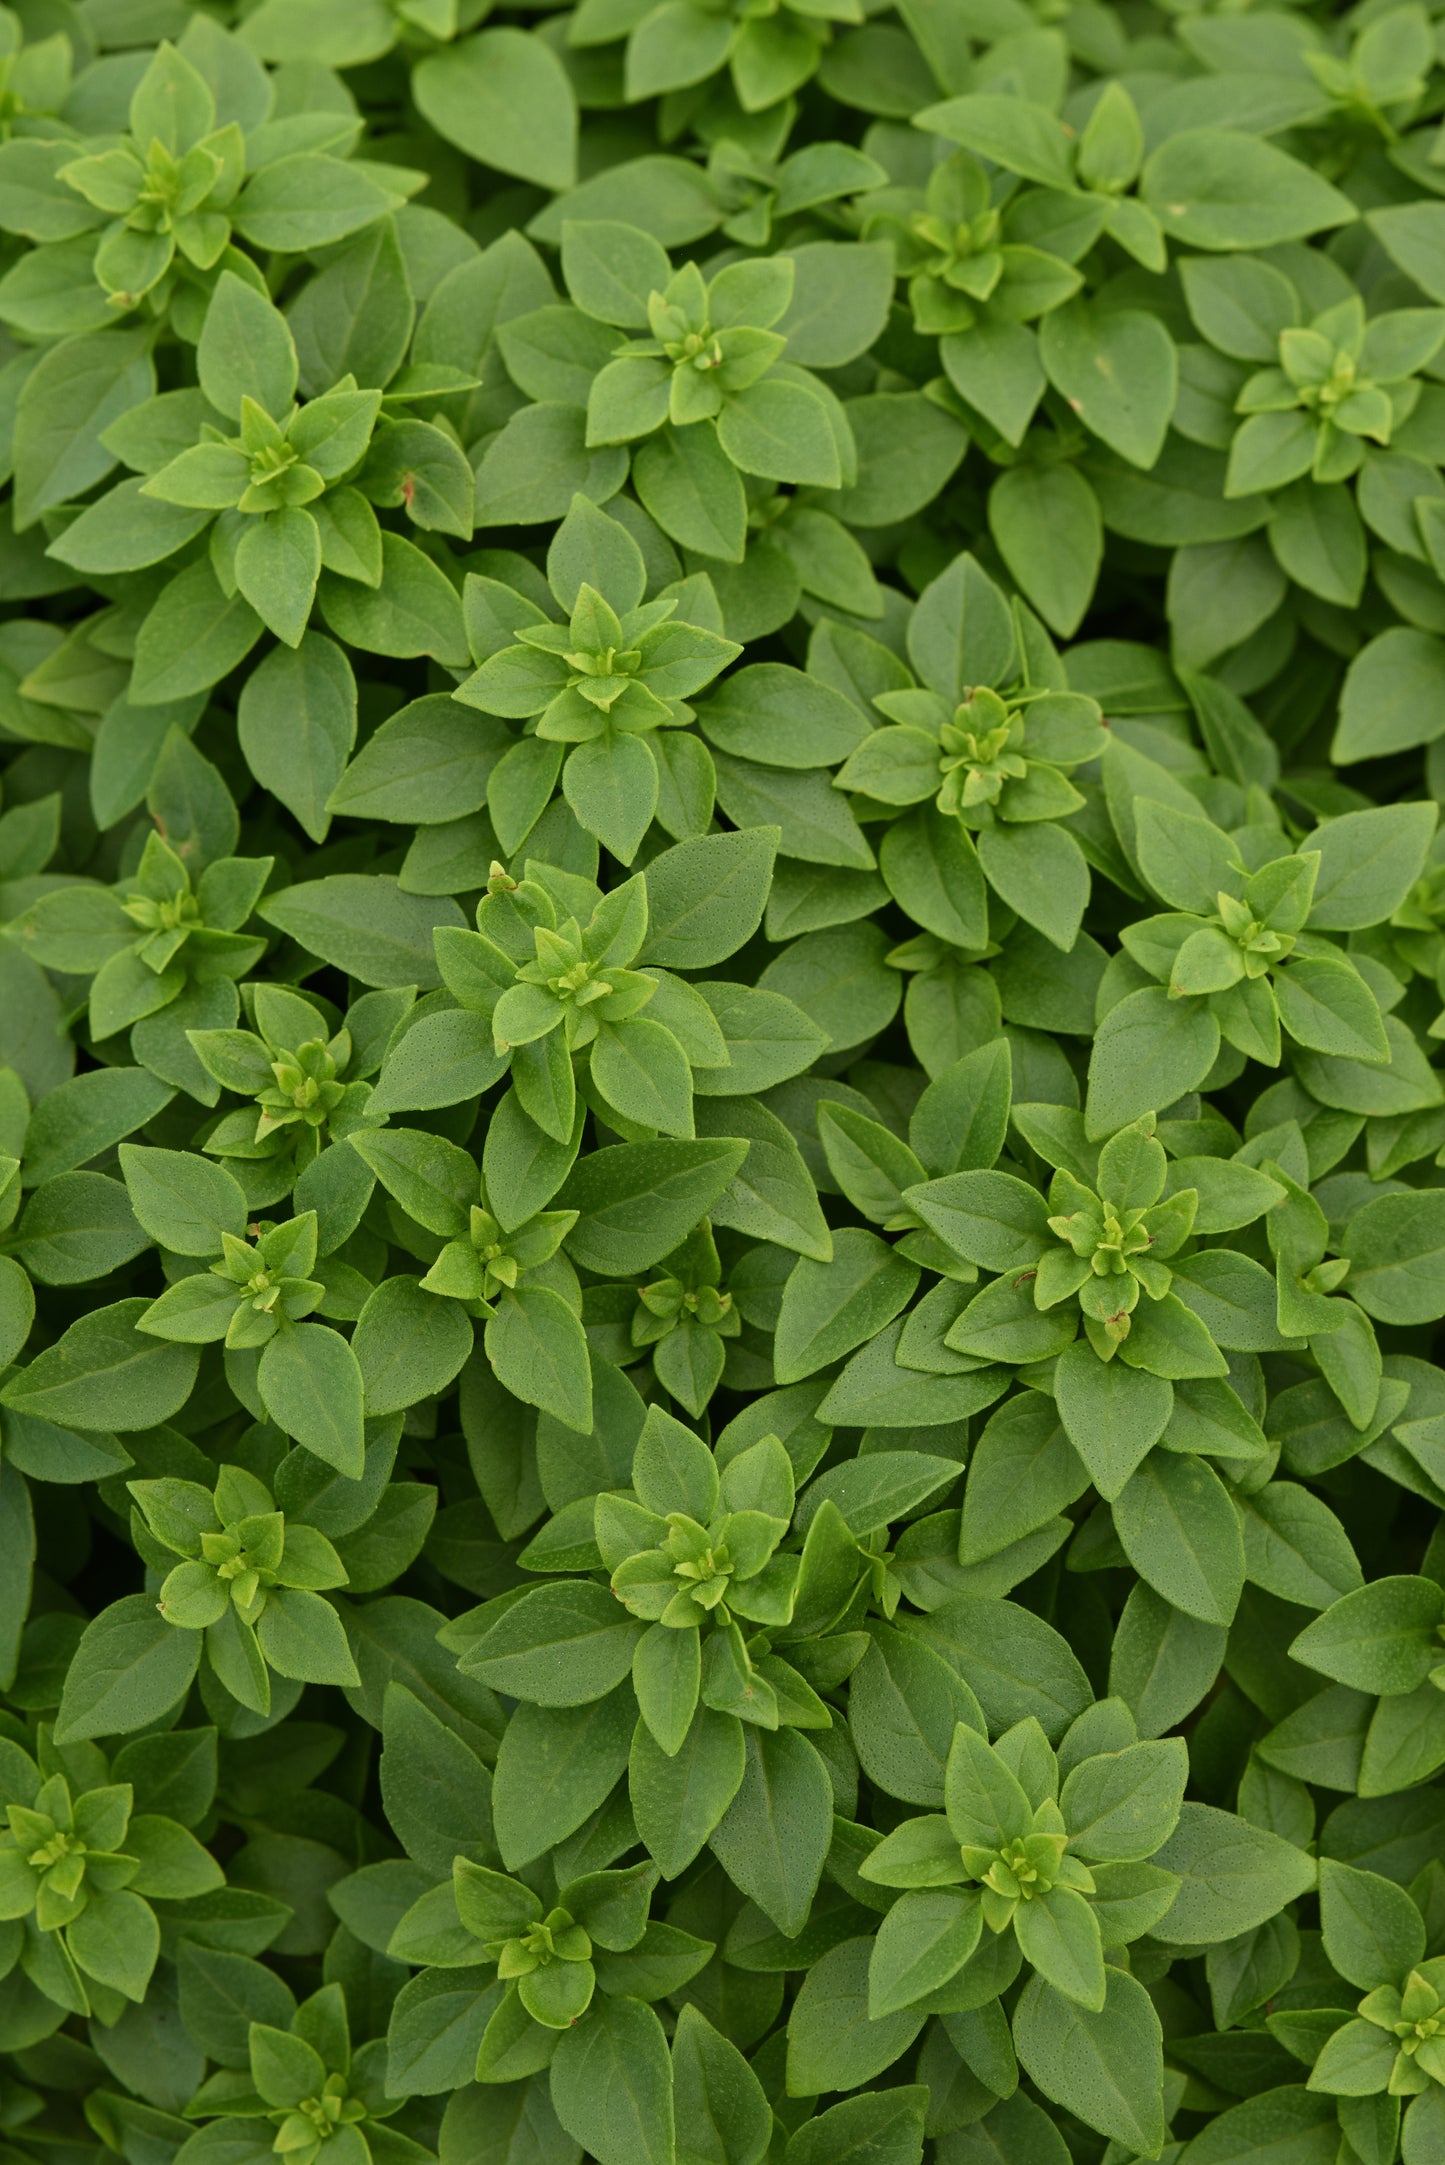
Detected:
left=562, top=222, right=671, bottom=330
left=54, top=1593, right=201, bottom=1743
left=908, top=552, right=1016, bottom=702
left=916, top=95, right=1074, bottom=188
left=1240, top=1482, right=1362, bottom=1612
left=318, top=533, right=469, bottom=667
left=21, top=1068, right=170, bottom=1188
left=716, top=755, right=874, bottom=872
left=1318, top=1857, right=1426, bottom=1991
left=550, top=1995, right=674, bottom=2165
left=960, top=1393, right=1090, bottom=1565
left=1274, top=956, right=1387, bottom=1065
left=911, top=1597, right=1091, bottom=1742
left=1368, top=202, right=1445, bottom=304
left=14, top=329, right=154, bottom=532
left=591, top=1014, right=693, bottom=1134
left=0, top=1461, right=32, bottom=1693
left=413, top=31, right=577, bottom=191
left=671, top=2005, right=771, bottom=2165
left=1112, top=1450, right=1245, bottom=1626
left=821, top=1323, right=1004, bottom=1429
left=548, top=493, right=648, bottom=614
left=349, top=1126, right=477, bottom=1237
left=632, top=1402, right=718, bottom=1521
left=1141, top=130, right=1356, bottom=249
left=1014, top=1884, right=1105, bottom=2009
left=67, top=1885, right=159, bottom=2001
left=775, top=241, right=893, bottom=369
left=1060, top=1738, right=1187, bottom=1863
left=259, top=876, right=462, bottom=989
left=634, top=422, right=748, bottom=562
left=1177, top=2092, right=1339, bottom=2165
left=942, top=1720, right=1031, bottom=1851
left=1303, top=804, right=1437, bottom=930
left=631, top=1704, right=747, bottom=1879
left=474, top=400, right=629, bottom=528
left=198, top=271, right=298, bottom=424
left=701, top=665, right=869, bottom=770
left=1054, top=1346, right=1173, bottom=1500
left=849, top=1623, right=984, bottom=1807
left=946, top=1273, right=1078, bottom=1367
left=486, top=1283, right=593, bottom=1433
left=1109, top=1582, right=1225, bottom=1740
left=255, top=1587, right=358, bottom=1686
left=640, top=828, right=778, bottom=969
left=774, top=1228, right=919, bottom=1384
left=1012, top=1968, right=1164, bottom=2155
left=717, top=379, right=843, bottom=490
left=632, top=1621, right=701, bottom=1758
left=1342, top=1190, right=1445, bottom=1325
left=564, top=732, right=658, bottom=866
left=879, top=807, right=989, bottom=950
left=2, top=1298, right=198, bottom=1430
left=1086, top=988, right=1221, bottom=1139
left=709, top=1726, right=833, bottom=1937
left=231, top=153, right=410, bottom=254
left=237, top=633, right=356, bottom=845
left=460, top=1581, right=642, bottom=1706
left=381, top=1680, right=496, bottom=1878
left=976, top=820, right=1090, bottom=955
left=492, top=1690, right=633, bottom=1869
left=560, top=1140, right=748, bottom=1275
left=1134, top=797, right=1242, bottom=914
left=331, top=696, right=509, bottom=827
left=906, top=1169, right=1049, bottom=1274
left=118, top=1144, right=246, bottom=1257
left=1152, top=1802, right=1316, bottom=1943
left=14, top=1176, right=149, bottom=1289
left=910, top=1044, right=1012, bottom=1183
left=131, top=561, right=264, bottom=706
left=869, top=1888, right=981, bottom=2016
left=787, top=1937, right=926, bottom=2096
left=353, top=1274, right=473, bottom=1413
left=1169, top=1249, right=1302, bottom=1353
left=1289, top=1576, right=1443, bottom=1697
left=988, top=463, right=1102, bottom=639
left=1333, top=628, right=1445, bottom=764
left=695, top=1097, right=831, bottom=1262
left=785, top=2088, right=927, bottom=2165
left=1039, top=303, right=1177, bottom=470
left=942, top=320, right=1046, bottom=447
left=257, top=1323, right=365, bottom=1477
left=371, top=1010, right=507, bottom=1116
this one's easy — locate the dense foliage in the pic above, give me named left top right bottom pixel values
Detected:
left=0, top=1, right=1444, bottom=2162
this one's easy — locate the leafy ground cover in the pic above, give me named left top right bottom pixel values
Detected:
left=0, top=2, right=1443, bottom=2162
